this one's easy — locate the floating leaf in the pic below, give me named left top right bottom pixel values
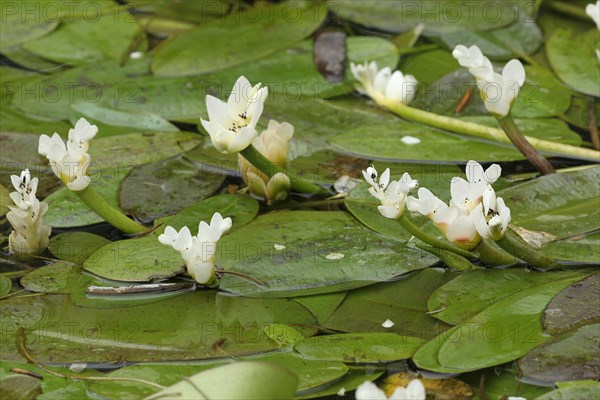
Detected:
left=296, top=368, right=384, bottom=399
left=155, top=194, right=259, bottom=235
left=48, top=232, right=110, bottom=264
left=540, top=232, right=600, bottom=263
left=0, top=292, right=317, bottom=363
left=415, top=278, right=583, bottom=373
left=83, top=236, right=184, bottom=282
left=542, top=273, right=600, bottom=335
left=547, top=29, right=600, bottom=97
left=329, top=121, right=531, bottom=162
left=69, top=103, right=179, bottom=137
left=438, top=20, right=543, bottom=60
left=460, top=368, right=552, bottom=400
left=217, top=211, right=437, bottom=298
left=23, top=13, right=142, bottom=65
left=0, top=375, right=42, bottom=400
left=323, top=269, right=455, bottom=340
left=263, top=324, right=305, bottom=347
left=292, top=292, right=347, bottom=326
left=145, top=362, right=298, bottom=400
left=333, top=0, right=516, bottom=35
left=536, top=381, right=600, bottom=400
left=427, top=269, right=588, bottom=325
left=500, top=166, right=600, bottom=241
left=151, top=2, right=327, bottom=76
left=20, top=263, right=80, bottom=294
left=119, top=155, right=225, bottom=222
left=0, top=276, right=12, bottom=297
left=517, top=323, right=600, bottom=384
left=0, top=1, right=59, bottom=49
left=0, top=184, right=10, bottom=217
left=295, top=332, right=423, bottom=363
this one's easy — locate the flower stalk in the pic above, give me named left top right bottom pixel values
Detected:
left=239, top=145, right=329, bottom=195
left=474, top=239, right=520, bottom=267
left=382, top=100, right=600, bottom=162
left=496, top=230, right=561, bottom=269
left=398, top=216, right=474, bottom=259
left=496, top=115, right=555, bottom=175
left=76, top=186, right=146, bottom=234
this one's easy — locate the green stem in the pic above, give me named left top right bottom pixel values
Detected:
left=382, top=101, right=600, bottom=162
left=398, top=215, right=474, bottom=259
left=496, top=115, right=555, bottom=175
left=474, top=240, right=520, bottom=267
left=76, top=186, right=146, bottom=234
left=239, top=145, right=330, bottom=195
left=545, top=1, right=590, bottom=20
left=415, top=243, right=476, bottom=271
left=496, top=230, right=561, bottom=269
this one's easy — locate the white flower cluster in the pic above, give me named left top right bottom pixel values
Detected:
left=238, top=120, right=294, bottom=205
left=6, top=169, right=51, bottom=255
left=158, top=212, right=232, bottom=285
left=355, top=379, right=425, bottom=400
left=452, top=44, right=525, bottom=117
left=350, top=61, right=418, bottom=105
left=362, top=166, right=418, bottom=220
left=201, top=76, right=295, bottom=204
left=407, top=160, right=510, bottom=249
left=38, top=118, right=97, bottom=191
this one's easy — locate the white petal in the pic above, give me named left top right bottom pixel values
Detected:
left=228, top=76, right=252, bottom=117
left=66, top=176, right=90, bottom=192
left=384, top=70, right=405, bottom=101
left=205, top=95, right=231, bottom=128
left=373, top=67, right=391, bottom=93
left=380, top=168, right=390, bottom=189
left=503, top=59, right=526, bottom=87
left=228, top=126, right=258, bottom=153
left=186, top=259, right=215, bottom=285
left=172, top=226, right=192, bottom=252
left=355, top=381, right=388, bottom=400
left=378, top=205, right=402, bottom=219
left=10, top=174, right=21, bottom=192
left=446, top=215, right=480, bottom=248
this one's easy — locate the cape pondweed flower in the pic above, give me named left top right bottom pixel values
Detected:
left=7, top=169, right=51, bottom=255
left=453, top=44, right=525, bottom=117
left=471, top=185, right=511, bottom=241
left=200, top=75, right=268, bottom=154
left=355, top=379, right=425, bottom=400
left=407, top=161, right=501, bottom=249
left=362, top=166, right=417, bottom=219
left=158, top=212, right=232, bottom=285
left=350, top=61, right=418, bottom=105
left=587, top=1, right=600, bottom=29
left=38, top=118, right=97, bottom=191
left=587, top=1, right=600, bottom=61
left=238, top=120, right=293, bottom=205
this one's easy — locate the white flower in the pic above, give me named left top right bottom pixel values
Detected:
left=38, top=118, right=97, bottom=191
left=355, top=379, right=425, bottom=400
left=238, top=120, right=293, bottom=205
left=158, top=212, right=232, bottom=285
left=477, top=59, right=526, bottom=117
left=453, top=45, right=526, bottom=117
left=9, top=169, right=38, bottom=210
left=407, top=187, right=480, bottom=250
left=7, top=169, right=51, bottom=255
left=200, top=76, right=268, bottom=154
left=587, top=1, right=600, bottom=29
left=472, top=185, right=511, bottom=241
left=350, top=61, right=418, bottom=105
left=362, top=166, right=417, bottom=219
left=452, top=44, right=494, bottom=81
left=450, top=160, right=501, bottom=214
left=381, top=319, right=395, bottom=328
